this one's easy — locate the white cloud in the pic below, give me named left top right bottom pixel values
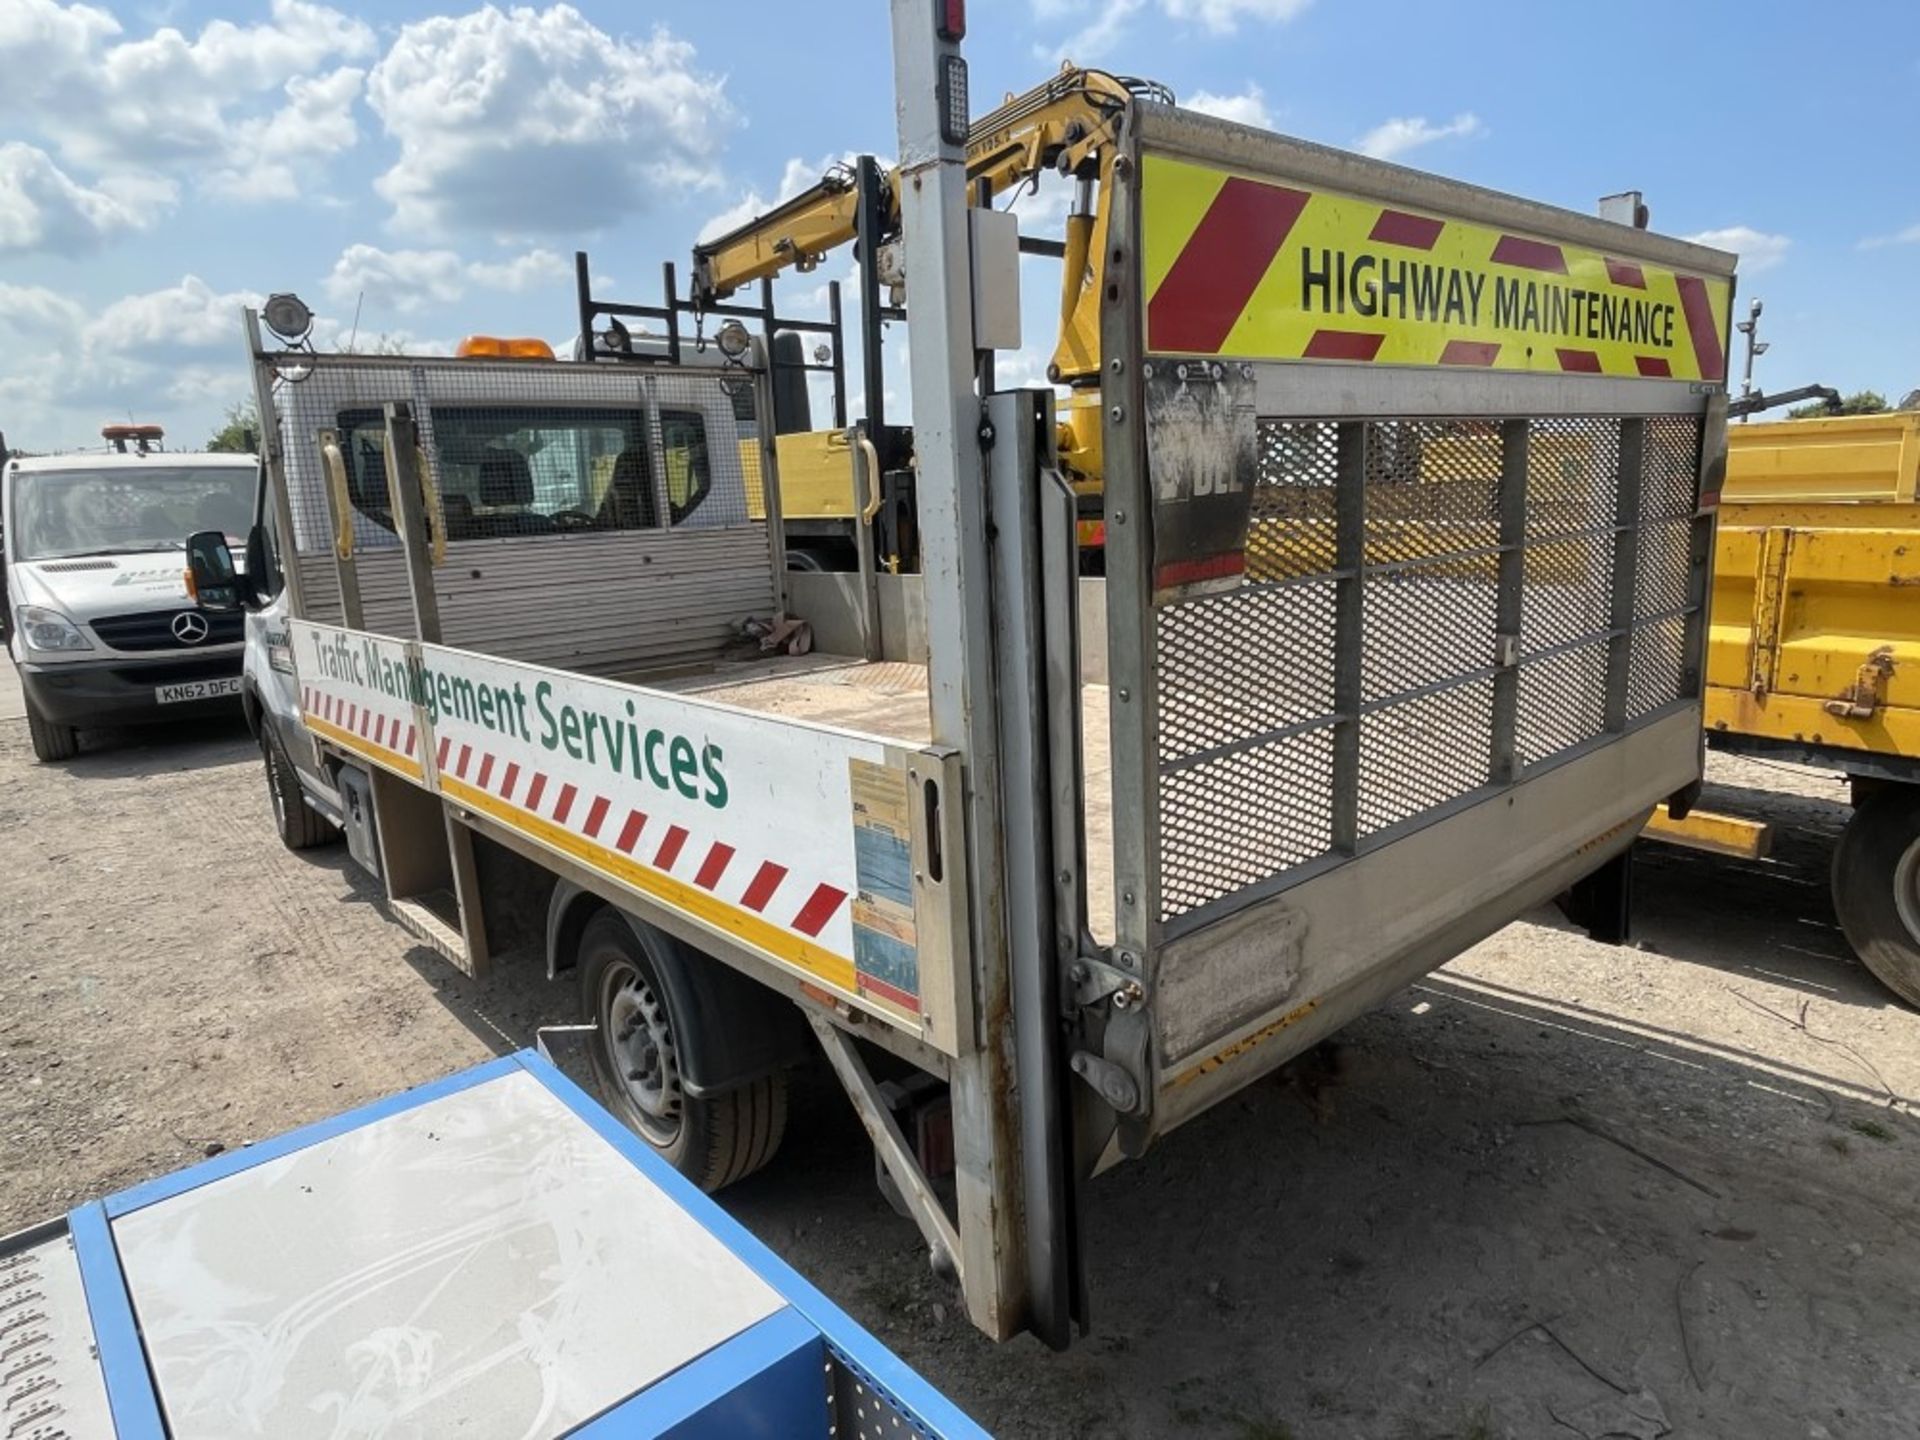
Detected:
left=466, top=248, right=572, bottom=292
left=1859, top=223, right=1920, bottom=250
left=1354, top=112, right=1483, bottom=162
left=96, top=0, right=373, bottom=98
left=996, top=347, right=1067, bottom=394
left=325, top=244, right=575, bottom=316
left=1036, top=0, right=1306, bottom=61
left=206, top=64, right=367, bottom=200
left=1161, top=0, right=1313, bottom=31
left=0, top=143, right=148, bottom=254
left=1683, top=225, right=1790, bottom=274
left=162, top=364, right=247, bottom=408
left=698, top=156, right=854, bottom=246
left=0, top=283, right=86, bottom=339
left=1185, top=85, right=1273, bottom=130
left=0, top=274, right=263, bottom=448
left=1035, top=0, right=1143, bottom=62
left=1006, top=172, right=1075, bottom=236
left=366, top=6, right=732, bottom=237
left=325, top=245, right=466, bottom=313
left=0, top=0, right=373, bottom=225
left=88, top=275, right=264, bottom=352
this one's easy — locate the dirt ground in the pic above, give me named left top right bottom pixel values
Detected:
left=3, top=669, right=1919, bottom=1439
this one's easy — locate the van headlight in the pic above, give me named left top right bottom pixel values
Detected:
left=16, top=605, right=93, bottom=653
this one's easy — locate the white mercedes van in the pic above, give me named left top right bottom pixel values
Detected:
left=3, top=439, right=256, bottom=761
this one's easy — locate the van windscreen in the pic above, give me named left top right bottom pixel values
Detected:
left=9, top=466, right=255, bottom=562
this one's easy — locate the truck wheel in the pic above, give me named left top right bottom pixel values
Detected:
left=25, top=701, right=79, bottom=763
left=578, top=910, right=788, bottom=1190
left=264, top=726, right=333, bottom=851
left=1833, top=786, right=1920, bottom=1009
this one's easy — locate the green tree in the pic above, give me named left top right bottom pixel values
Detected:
left=206, top=399, right=258, bottom=452
left=1789, top=389, right=1890, bottom=419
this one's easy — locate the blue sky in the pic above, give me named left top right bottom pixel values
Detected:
left=1, top=0, right=1915, bottom=451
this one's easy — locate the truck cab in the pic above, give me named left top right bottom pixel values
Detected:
left=4, top=439, right=255, bottom=761
left=224, top=337, right=755, bottom=848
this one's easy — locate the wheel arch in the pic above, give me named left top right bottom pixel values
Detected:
left=548, top=882, right=812, bottom=1095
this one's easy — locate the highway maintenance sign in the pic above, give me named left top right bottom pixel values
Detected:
left=1141, top=152, right=1732, bottom=382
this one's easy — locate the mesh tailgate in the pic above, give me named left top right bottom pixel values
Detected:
left=1152, top=412, right=1704, bottom=927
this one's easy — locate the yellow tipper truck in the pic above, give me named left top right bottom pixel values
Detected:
left=1677, top=410, right=1920, bottom=1005
left=191, top=7, right=1735, bottom=1346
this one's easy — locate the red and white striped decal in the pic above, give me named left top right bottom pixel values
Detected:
left=302, top=684, right=419, bottom=766
left=443, top=739, right=849, bottom=942
left=1141, top=151, right=1731, bottom=382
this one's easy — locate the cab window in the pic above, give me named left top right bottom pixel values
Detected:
left=659, top=409, right=713, bottom=524
left=336, top=406, right=666, bottom=540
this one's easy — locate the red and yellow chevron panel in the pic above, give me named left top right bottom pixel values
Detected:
left=1141, top=152, right=1732, bottom=381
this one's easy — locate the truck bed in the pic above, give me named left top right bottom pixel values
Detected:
left=1709, top=412, right=1920, bottom=771
left=645, top=654, right=1119, bottom=946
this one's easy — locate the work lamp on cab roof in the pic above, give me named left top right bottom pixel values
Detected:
left=715, top=319, right=751, bottom=360
left=262, top=292, right=313, bottom=344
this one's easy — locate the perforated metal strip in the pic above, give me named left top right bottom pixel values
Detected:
left=827, top=1348, right=935, bottom=1438
left=1151, top=410, right=1705, bottom=925
left=0, top=1231, right=114, bottom=1439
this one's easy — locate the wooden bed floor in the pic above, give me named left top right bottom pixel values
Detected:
left=647, top=653, right=1118, bottom=946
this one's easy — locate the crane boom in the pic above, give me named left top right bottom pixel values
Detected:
left=690, top=67, right=1167, bottom=382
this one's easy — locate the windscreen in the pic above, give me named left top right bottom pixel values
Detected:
left=8, top=465, right=255, bottom=562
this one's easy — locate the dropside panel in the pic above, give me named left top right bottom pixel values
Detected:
left=287, top=619, right=972, bottom=1056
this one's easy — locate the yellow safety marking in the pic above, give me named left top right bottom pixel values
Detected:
left=1139, top=155, right=1229, bottom=302
left=1170, top=998, right=1320, bottom=1089
left=1642, top=804, right=1773, bottom=860
left=304, top=712, right=424, bottom=782
left=1141, top=151, right=1732, bottom=380
left=440, top=775, right=859, bottom=995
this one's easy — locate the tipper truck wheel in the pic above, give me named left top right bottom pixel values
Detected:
left=264, top=725, right=334, bottom=851
left=577, top=909, right=788, bottom=1191
left=25, top=701, right=79, bottom=763
left=1832, top=785, right=1920, bottom=1009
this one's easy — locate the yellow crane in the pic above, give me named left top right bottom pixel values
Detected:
left=686, top=66, right=1171, bottom=564
left=691, top=65, right=1167, bottom=390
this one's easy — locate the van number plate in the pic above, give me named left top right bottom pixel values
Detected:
left=156, top=677, right=242, bottom=704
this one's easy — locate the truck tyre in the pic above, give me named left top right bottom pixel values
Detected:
left=1832, top=786, right=1920, bottom=1009
left=264, top=725, right=332, bottom=851
left=578, top=909, right=788, bottom=1190
left=25, top=701, right=79, bottom=763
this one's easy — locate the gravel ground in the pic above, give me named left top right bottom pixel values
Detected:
left=3, top=671, right=1918, bottom=1439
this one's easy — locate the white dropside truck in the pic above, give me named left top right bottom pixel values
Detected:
left=188, top=7, right=1737, bottom=1346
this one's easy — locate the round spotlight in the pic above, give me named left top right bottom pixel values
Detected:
left=715, top=319, right=751, bottom=359
left=262, top=292, right=313, bottom=343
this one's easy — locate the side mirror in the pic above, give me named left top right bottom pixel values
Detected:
left=185, top=529, right=244, bottom=612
